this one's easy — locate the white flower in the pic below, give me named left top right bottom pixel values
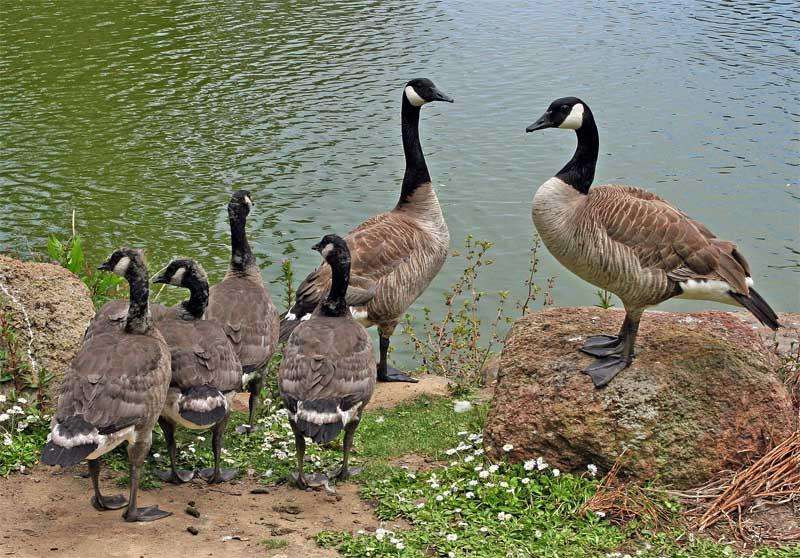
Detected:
left=435, top=495, right=444, bottom=502
left=457, top=431, right=468, bottom=437
left=536, top=457, right=549, bottom=471
left=446, top=534, right=458, bottom=542
left=479, top=470, right=490, bottom=479
left=454, top=508, right=462, bottom=513
left=9, top=406, right=22, bottom=415
left=0, top=394, right=6, bottom=403
left=463, top=455, right=474, bottom=463
left=152, top=453, right=161, bottom=459
left=468, top=480, right=478, bottom=487
left=375, top=528, right=387, bottom=541
left=523, top=459, right=536, bottom=471
left=587, top=464, right=598, bottom=477
left=473, top=448, right=484, bottom=456
left=552, top=468, right=561, bottom=477
left=596, top=511, right=606, bottom=518
left=474, top=465, right=483, bottom=472
left=375, top=416, right=385, bottom=424
left=0, top=413, right=9, bottom=423
left=445, top=448, right=457, bottom=456
left=16, top=421, right=28, bottom=432
left=488, top=464, right=499, bottom=473
left=479, top=526, right=489, bottom=533
left=502, top=443, right=513, bottom=452
left=497, top=512, right=511, bottom=521
left=499, top=481, right=509, bottom=488
left=197, top=435, right=205, bottom=442
left=416, top=502, right=425, bottom=509
left=395, top=542, right=405, bottom=550
left=430, top=482, right=440, bottom=489
left=534, top=529, right=542, bottom=539
left=453, top=400, right=472, bottom=413
left=17, top=398, right=27, bottom=405
left=465, top=491, right=474, bottom=499
left=521, top=477, right=530, bottom=485
left=2, top=434, right=11, bottom=446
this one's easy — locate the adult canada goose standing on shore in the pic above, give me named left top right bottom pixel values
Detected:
left=279, top=235, right=375, bottom=488
left=151, top=259, right=242, bottom=484
left=280, top=78, right=454, bottom=383
left=525, top=97, right=780, bottom=388
left=41, top=248, right=172, bottom=522
left=206, top=190, right=279, bottom=432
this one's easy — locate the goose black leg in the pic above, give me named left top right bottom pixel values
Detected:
left=377, top=331, right=417, bottom=383
left=333, top=420, right=361, bottom=481
left=124, top=439, right=171, bottom=522
left=580, top=315, right=630, bottom=357
left=245, top=374, right=263, bottom=433
left=154, top=417, right=193, bottom=484
left=289, top=423, right=308, bottom=489
left=583, top=313, right=640, bottom=388
left=199, top=413, right=238, bottom=483
left=89, top=458, right=127, bottom=511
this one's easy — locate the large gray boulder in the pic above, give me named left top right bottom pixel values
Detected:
left=484, top=307, right=796, bottom=489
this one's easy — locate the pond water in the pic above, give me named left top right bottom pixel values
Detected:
left=1, top=1, right=798, bottom=365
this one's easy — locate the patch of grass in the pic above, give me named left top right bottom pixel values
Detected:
left=261, top=537, right=289, bottom=550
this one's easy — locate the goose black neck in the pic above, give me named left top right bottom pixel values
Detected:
left=321, top=254, right=351, bottom=317
left=180, top=274, right=209, bottom=319
left=398, top=94, right=430, bottom=205
left=125, top=268, right=152, bottom=334
left=555, top=111, right=599, bottom=195
left=229, top=208, right=255, bottom=272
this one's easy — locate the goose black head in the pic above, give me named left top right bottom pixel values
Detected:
left=151, top=258, right=207, bottom=287
left=98, top=247, right=145, bottom=278
left=526, top=97, right=588, bottom=132
left=228, top=189, right=253, bottom=219
left=404, top=78, right=454, bottom=108
left=312, top=234, right=350, bottom=266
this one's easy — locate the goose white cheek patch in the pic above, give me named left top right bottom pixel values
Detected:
left=405, top=86, right=426, bottom=107
left=112, top=256, right=131, bottom=276
left=320, top=243, right=334, bottom=257
left=559, top=103, right=584, bottom=130
left=170, top=267, right=186, bottom=286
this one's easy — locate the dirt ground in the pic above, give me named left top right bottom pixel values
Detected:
left=0, top=376, right=446, bottom=558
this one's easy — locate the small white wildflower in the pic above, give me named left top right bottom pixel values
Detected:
left=458, top=521, right=468, bottom=528
left=9, top=406, right=22, bottom=415
left=454, top=508, right=462, bottom=513
left=2, top=434, right=11, bottom=446
left=523, top=459, right=536, bottom=471
left=430, top=482, right=440, bottom=489
left=479, top=470, right=490, bottom=479
left=375, top=528, right=387, bottom=540
left=473, top=448, right=484, bottom=456
left=552, top=468, right=560, bottom=477
left=17, top=398, right=27, bottom=405
left=497, top=511, right=511, bottom=521
left=457, top=431, right=468, bottom=437
left=534, top=529, right=542, bottom=538
left=488, top=464, right=499, bottom=473
left=0, top=394, right=6, bottom=403
left=468, top=480, right=478, bottom=487
left=435, top=495, right=444, bottom=502
left=473, top=465, right=483, bottom=472
left=465, top=491, right=474, bottom=499
left=445, top=448, right=457, bottom=456
left=0, top=413, right=9, bottom=423
left=152, top=453, right=161, bottom=459
left=499, top=481, right=509, bottom=488
left=587, top=464, right=598, bottom=477
left=596, top=511, right=606, bottom=518
left=446, top=534, right=458, bottom=542
left=395, top=542, right=405, bottom=550
left=463, top=455, right=474, bottom=463
left=479, top=526, right=489, bottom=533
left=468, top=433, right=479, bottom=442
left=536, top=457, right=549, bottom=471
left=502, top=443, right=513, bottom=452
left=406, top=473, right=416, bottom=480
left=416, top=502, right=425, bottom=509
left=521, top=477, right=530, bottom=485
left=375, top=416, right=385, bottom=424
left=449, top=552, right=455, bottom=558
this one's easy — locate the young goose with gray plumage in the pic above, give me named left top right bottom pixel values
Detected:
left=526, top=97, right=780, bottom=388
left=151, top=259, right=242, bottom=484
left=41, top=248, right=172, bottom=522
left=279, top=235, right=376, bottom=489
left=280, top=78, right=453, bottom=383
left=205, top=190, right=279, bottom=432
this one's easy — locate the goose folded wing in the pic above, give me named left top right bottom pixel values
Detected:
left=56, top=334, right=166, bottom=434
left=597, top=190, right=750, bottom=295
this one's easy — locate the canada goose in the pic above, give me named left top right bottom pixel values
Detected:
left=205, top=190, right=279, bottom=432
left=151, top=259, right=242, bottom=484
left=41, top=248, right=172, bottom=522
left=526, top=97, right=780, bottom=388
left=279, top=235, right=376, bottom=488
left=281, top=78, right=454, bottom=383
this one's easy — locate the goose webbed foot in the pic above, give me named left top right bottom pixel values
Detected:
left=91, top=493, right=128, bottom=511
left=198, top=467, right=238, bottom=484
left=583, top=355, right=632, bottom=388
left=153, top=468, right=194, bottom=484
left=290, top=471, right=309, bottom=490
left=377, top=366, right=418, bottom=383
left=332, top=466, right=362, bottom=481
left=580, top=334, right=624, bottom=357
left=123, top=505, right=172, bottom=522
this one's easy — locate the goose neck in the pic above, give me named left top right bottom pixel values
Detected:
left=125, top=269, right=152, bottom=334
left=556, top=112, right=599, bottom=195
left=321, top=255, right=350, bottom=318
left=180, top=274, right=209, bottom=319
left=398, top=95, right=431, bottom=205
left=229, top=212, right=256, bottom=273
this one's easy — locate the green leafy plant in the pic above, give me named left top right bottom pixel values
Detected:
left=46, top=211, right=126, bottom=308
left=0, top=393, right=51, bottom=476
left=0, top=306, right=53, bottom=409
left=595, top=289, right=615, bottom=309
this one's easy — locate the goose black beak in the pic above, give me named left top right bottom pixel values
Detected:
left=97, top=262, right=112, bottom=272
left=311, top=242, right=322, bottom=253
left=430, top=87, right=454, bottom=103
left=526, top=113, right=554, bottom=133
left=151, top=272, right=168, bottom=284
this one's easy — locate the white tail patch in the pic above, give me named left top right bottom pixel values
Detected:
left=242, top=370, right=259, bottom=387
left=405, top=86, right=426, bottom=107
left=677, top=279, right=739, bottom=306
left=48, top=423, right=137, bottom=460
left=285, top=312, right=297, bottom=321
left=300, top=314, right=312, bottom=321
left=112, top=256, right=131, bottom=276
left=290, top=401, right=362, bottom=426
left=349, top=307, right=369, bottom=322
left=559, top=103, right=584, bottom=130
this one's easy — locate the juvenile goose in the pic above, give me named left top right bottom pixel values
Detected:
left=206, top=190, right=279, bottom=432
left=151, top=259, right=242, bottom=484
left=281, top=78, right=454, bottom=383
left=279, top=235, right=375, bottom=488
left=526, top=97, right=780, bottom=388
left=41, top=248, right=172, bottom=522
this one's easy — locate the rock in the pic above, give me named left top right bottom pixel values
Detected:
left=481, top=356, right=501, bottom=386
left=0, top=255, right=94, bottom=400
left=484, top=308, right=795, bottom=489
left=186, top=526, right=199, bottom=536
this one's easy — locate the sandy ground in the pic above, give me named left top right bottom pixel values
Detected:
left=0, top=376, right=447, bottom=558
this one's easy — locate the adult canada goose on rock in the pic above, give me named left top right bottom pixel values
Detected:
left=206, top=190, right=279, bottom=432
left=279, top=235, right=376, bottom=488
left=151, top=259, right=242, bottom=484
left=526, top=97, right=780, bottom=388
left=280, top=78, right=453, bottom=383
left=41, top=248, right=172, bottom=522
